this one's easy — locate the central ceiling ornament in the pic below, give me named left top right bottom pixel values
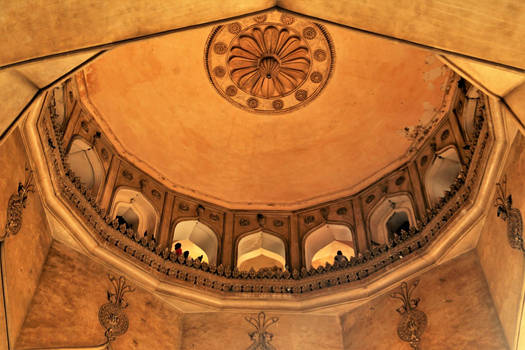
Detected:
left=205, top=11, right=334, bottom=114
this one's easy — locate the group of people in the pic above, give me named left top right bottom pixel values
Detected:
left=173, top=242, right=203, bottom=262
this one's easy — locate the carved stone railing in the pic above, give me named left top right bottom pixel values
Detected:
left=39, top=95, right=490, bottom=295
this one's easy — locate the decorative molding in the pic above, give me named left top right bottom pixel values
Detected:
left=38, top=84, right=490, bottom=295
left=390, top=280, right=427, bottom=349
left=245, top=312, right=279, bottom=350
left=204, top=10, right=334, bottom=114
left=98, top=275, right=135, bottom=342
left=495, top=175, right=524, bottom=252
left=2, top=168, right=34, bottom=241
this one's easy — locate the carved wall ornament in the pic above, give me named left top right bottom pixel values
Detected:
left=365, top=194, right=375, bottom=204
left=209, top=213, right=220, bottom=221
left=303, top=215, right=315, bottom=225
left=122, top=170, right=133, bottom=181
left=420, top=155, right=428, bottom=167
left=495, top=176, right=524, bottom=252
left=80, top=120, right=89, bottom=133
left=395, top=176, right=406, bottom=186
left=101, top=148, right=109, bottom=161
left=240, top=218, right=250, bottom=226
left=2, top=168, right=34, bottom=241
left=440, top=129, right=450, bottom=141
left=273, top=219, right=284, bottom=227
left=98, top=275, right=135, bottom=342
left=336, top=207, right=347, bottom=216
left=245, top=311, right=279, bottom=350
left=179, top=202, right=190, bottom=211
left=151, top=189, right=161, bottom=200
left=205, top=10, right=334, bottom=114
left=390, top=280, right=427, bottom=350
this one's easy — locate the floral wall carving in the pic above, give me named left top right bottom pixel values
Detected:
left=2, top=168, right=34, bottom=241
left=205, top=10, right=334, bottom=113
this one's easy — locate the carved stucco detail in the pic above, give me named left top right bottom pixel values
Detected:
left=2, top=168, right=34, bottom=241
left=98, top=275, right=135, bottom=342
left=390, top=280, right=427, bottom=349
left=245, top=312, right=279, bottom=350
left=205, top=10, right=334, bottom=114
left=495, top=175, right=524, bottom=252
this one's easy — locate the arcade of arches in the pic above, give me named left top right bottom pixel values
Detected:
left=2, top=3, right=525, bottom=350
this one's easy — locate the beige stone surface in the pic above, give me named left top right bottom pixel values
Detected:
left=476, top=132, right=525, bottom=348
left=278, top=0, right=525, bottom=70
left=0, top=0, right=273, bottom=67
left=0, top=128, right=52, bottom=347
left=15, top=241, right=182, bottom=349
left=182, top=312, right=343, bottom=350
left=81, top=15, right=450, bottom=208
left=340, top=252, right=508, bottom=349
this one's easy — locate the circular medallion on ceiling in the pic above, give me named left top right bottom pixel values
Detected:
left=204, top=12, right=335, bottom=114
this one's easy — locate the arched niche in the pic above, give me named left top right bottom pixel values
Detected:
left=304, top=224, right=355, bottom=269
left=237, top=231, right=286, bottom=271
left=67, top=137, right=105, bottom=196
left=110, top=187, right=159, bottom=238
left=171, top=220, right=218, bottom=264
left=424, top=146, right=462, bottom=206
left=461, top=86, right=481, bottom=141
left=368, top=194, right=416, bottom=245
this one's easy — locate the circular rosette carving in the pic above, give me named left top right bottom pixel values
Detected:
left=98, top=303, right=129, bottom=338
left=228, top=26, right=310, bottom=98
left=397, top=309, right=427, bottom=344
left=205, top=11, right=334, bottom=114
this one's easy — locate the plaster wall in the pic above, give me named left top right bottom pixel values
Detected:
left=15, top=241, right=183, bottom=350
left=0, top=128, right=53, bottom=347
left=181, top=312, right=343, bottom=350
left=340, top=251, right=508, bottom=349
left=476, top=131, right=525, bottom=348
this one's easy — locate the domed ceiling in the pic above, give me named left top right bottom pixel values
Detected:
left=79, top=10, right=452, bottom=209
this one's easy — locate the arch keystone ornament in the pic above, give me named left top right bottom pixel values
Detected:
left=245, top=311, right=279, bottom=350
left=495, top=175, right=524, bottom=252
left=98, top=275, right=135, bottom=342
left=205, top=11, right=334, bottom=114
left=390, top=280, right=427, bottom=350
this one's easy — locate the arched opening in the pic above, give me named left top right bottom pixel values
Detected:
left=369, top=194, right=416, bottom=245
left=66, top=137, right=105, bottom=196
left=461, top=87, right=481, bottom=141
left=110, top=188, right=158, bottom=238
left=304, top=224, right=355, bottom=269
left=386, top=211, right=410, bottom=241
left=237, top=231, right=286, bottom=271
left=425, top=147, right=462, bottom=206
left=172, top=220, right=218, bottom=264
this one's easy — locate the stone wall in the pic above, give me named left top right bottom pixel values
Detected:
left=340, top=251, right=508, bottom=349
left=15, top=241, right=183, bottom=350
left=181, top=312, right=343, bottom=350
left=476, top=131, right=525, bottom=347
left=0, top=128, right=53, bottom=348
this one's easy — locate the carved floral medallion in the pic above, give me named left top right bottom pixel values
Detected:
left=98, top=275, right=135, bottom=341
left=495, top=175, right=524, bottom=252
left=205, top=11, right=334, bottom=113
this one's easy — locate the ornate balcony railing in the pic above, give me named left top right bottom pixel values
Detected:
left=39, top=92, right=490, bottom=295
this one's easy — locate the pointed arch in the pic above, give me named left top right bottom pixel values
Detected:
left=236, top=231, right=286, bottom=271
left=424, top=146, right=462, bottom=206
left=172, top=220, right=218, bottom=264
left=303, top=223, right=355, bottom=269
left=67, top=137, right=105, bottom=197
left=110, top=187, right=159, bottom=238
left=368, top=193, right=416, bottom=245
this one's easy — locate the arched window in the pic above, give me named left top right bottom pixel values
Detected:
left=172, top=220, right=218, bottom=264
left=369, top=194, right=416, bottom=245
left=110, top=188, right=158, bottom=238
left=304, top=224, right=355, bottom=269
left=237, top=231, right=286, bottom=271
left=424, top=147, right=462, bottom=206
left=67, top=137, right=105, bottom=196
